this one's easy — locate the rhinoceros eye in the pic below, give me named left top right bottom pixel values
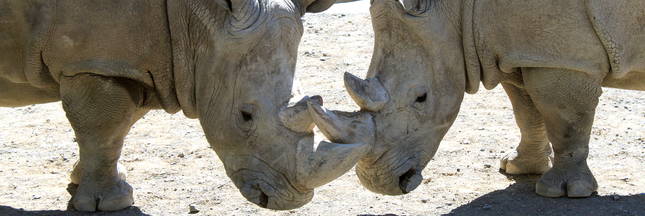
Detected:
left=241, top=110, right=253, bottom=122
left=415, top=93, right=427, bottom=103
left=237, top=104, right=257, bottom=132
left=409, top=85, right=428, bottom=111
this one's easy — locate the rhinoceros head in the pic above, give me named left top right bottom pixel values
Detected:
left=179, top=0, right=369, bottom=209
left=309, top=0, right=469, bottom=195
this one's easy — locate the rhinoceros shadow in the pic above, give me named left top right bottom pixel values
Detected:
left=0, top=205, right=148, bottom=216
left=444, top=170, right=645, bottom=216
left=0, top=183, right=150, bottom=216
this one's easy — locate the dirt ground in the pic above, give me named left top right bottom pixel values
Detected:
left=1, top=13, right=644, bottom=216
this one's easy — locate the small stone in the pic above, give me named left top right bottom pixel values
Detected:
left=613, top=195, right=620, bottom=200
left=421, top=199, right=428, bottom=203
left=189, top=204, right=200, bottom=213
left=461, top=139, right=470, bottom=144
left=320, top=58, right=327, bottom=61
left=423, top=178, right=432, bottom=184
left=484, top=164, right=492, bottom=168
left=480, top=148, right=486, bottom=151
left=289, top=210, right=296, bottom=213
left=33, top=195, right=41, bottom=199
left=483, top=205, right=492, bottom=210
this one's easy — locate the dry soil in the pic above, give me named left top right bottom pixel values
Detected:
left=1, top=13, right=644, bottom=216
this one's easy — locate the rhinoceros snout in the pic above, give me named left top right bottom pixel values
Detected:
left=237, top=177, right=313, bottom=210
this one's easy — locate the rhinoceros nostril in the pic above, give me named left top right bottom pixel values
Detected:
left=258, top=191, right=268, bottom=208
left=399, top=168, right=422, bottom=194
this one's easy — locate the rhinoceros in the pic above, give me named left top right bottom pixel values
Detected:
left=0, top=0, right=368, bottom=211
left=307, top=0, right=645, bottom=198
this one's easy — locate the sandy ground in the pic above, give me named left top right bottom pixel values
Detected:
left=1, top=13, right=644, bottom=216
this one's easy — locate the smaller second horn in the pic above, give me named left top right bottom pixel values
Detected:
left=279, top=95, right=323, bottom=133
left=344, top=72, right=389, bottom=112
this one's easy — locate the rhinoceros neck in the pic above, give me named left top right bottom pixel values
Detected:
left=460, top=0, right=482, bottom=94
left=165, top=0, right=229, bottom=119
left=166, top=0, right=196, bottom=118
left=166, top=0, right=267, bottom=119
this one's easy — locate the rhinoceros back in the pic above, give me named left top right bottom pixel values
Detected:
left=0, top=1, right=61, bottom=106
left=587, top=0, right=645, bottom=80
left=0, top=0, right=180, bottom=112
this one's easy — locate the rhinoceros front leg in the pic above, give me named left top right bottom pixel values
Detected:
left=522, top=67, right=600, bottom=198
left=60, top=74, right=149, bottom=211
left=500, top=82, right=553, bottom=174
left=70, top=160, right=128, bottom=185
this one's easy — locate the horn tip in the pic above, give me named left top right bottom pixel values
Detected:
left=310, top=95, right=323, bottom=106
left=343, top=72, right=360, bottom=82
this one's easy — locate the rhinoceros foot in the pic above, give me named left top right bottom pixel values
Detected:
left=72, top=177, right=134, bottom=212
left=500, top=150, right=553, bottom=175
left=534, top=161, right=598, bottom=198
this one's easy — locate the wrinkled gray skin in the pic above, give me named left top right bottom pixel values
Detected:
left=0, top=0, right=368, bottom=211
left=310, top=0, right=645, bottom=198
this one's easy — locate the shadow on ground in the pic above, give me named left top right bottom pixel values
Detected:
left=0, top=183, right=150, bottom=216
left=0, top=206, right=149, bottom=216
left=445, top=170, right=645, bottom=216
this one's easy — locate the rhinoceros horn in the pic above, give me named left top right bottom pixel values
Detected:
left=278, top=96, right=368, bottom=189
left=294, top=138, right=368, bottom=189
left=279, top=95, right=323, bottom=133
left=306, top=99, right=375, bottom=145
left=344, top=72, right=389, bottom=112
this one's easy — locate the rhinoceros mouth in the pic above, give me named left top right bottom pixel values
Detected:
left=233, top=168, right=313, bottom=210
left=357, top=148, right=426, bottom=195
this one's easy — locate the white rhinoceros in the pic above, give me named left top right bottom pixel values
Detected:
left=308, top=0, right=645, bottom=198
left=0, top=0, right=368, bottom=211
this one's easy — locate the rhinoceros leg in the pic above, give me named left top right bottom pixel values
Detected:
left=522, top=67, right=600, bottom=198
left=71, top=160, right=128, bottom=185
left=60, top=74, right=149, bottom=212
left=500, top=82, right=553, bottom=174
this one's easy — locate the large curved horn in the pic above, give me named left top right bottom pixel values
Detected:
left=307, top=99, right=375, bottom=145
left=344, top=72, right=389, bottom=112
left=294, top=138, right=368, bottom=189
left=279, top=95, right=323, bottom=133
